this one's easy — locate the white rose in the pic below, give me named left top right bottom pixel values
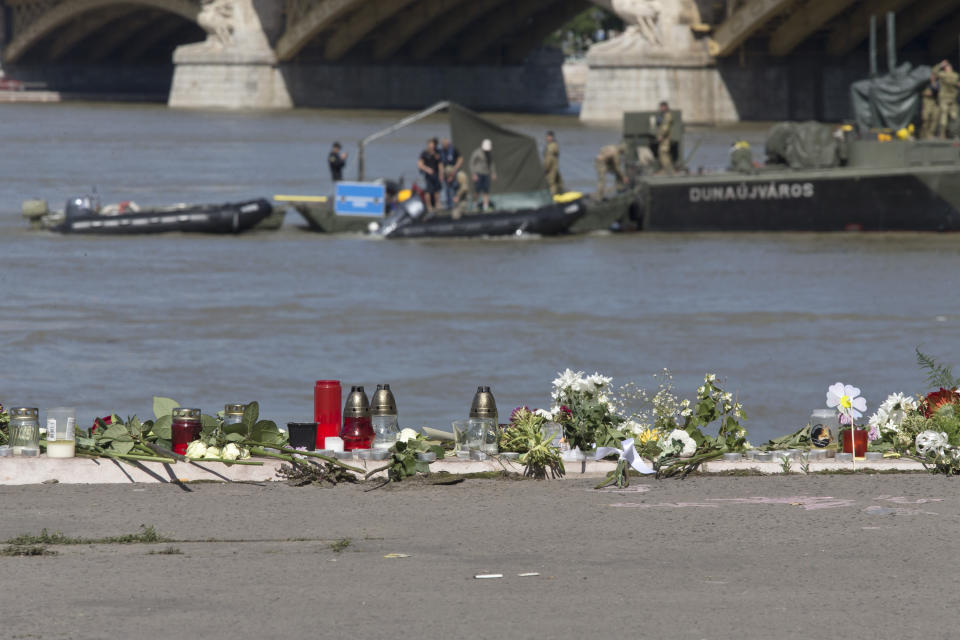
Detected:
left=221, top=443, right=241, bottom=461
left=397, top=428, right=419, bottom=443
left=204, top=446, right=222, bottom=459
left=184, top=441, right=207, bottom=459
left=239, top=447, right=251, bottom=460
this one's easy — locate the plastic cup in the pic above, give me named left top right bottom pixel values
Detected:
left=45, top=407, right=77, bottom=459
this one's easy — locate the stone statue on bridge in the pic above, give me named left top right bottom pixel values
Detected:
left=589, top=0, right=707, bottom=62
left=197, top=0, right=236, bottom=49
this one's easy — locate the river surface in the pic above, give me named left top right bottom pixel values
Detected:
left=1, top=102, right=958, bottom=443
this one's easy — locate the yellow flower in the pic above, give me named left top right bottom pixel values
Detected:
left=637, top=428, right=660, bottom=445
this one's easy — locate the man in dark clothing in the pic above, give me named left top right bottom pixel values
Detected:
left=328, top=142, right=347, bottom=182
left=417, top=138, right=442, bottom=213
left=439, top=137, right=462, bottom=209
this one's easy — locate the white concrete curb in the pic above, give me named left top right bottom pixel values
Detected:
left=0, top=455, right=928, bottom=485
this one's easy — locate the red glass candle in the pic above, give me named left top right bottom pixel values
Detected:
left=171, top=407, right=202, bottom=455
left=314, top=380, right=342, bottom=449
left=341, top=416, right=374, bottom=451
left=841, top=428, right=868, bottom=457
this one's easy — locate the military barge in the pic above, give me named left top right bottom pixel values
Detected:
left=634, top=137, right=960, bottom=232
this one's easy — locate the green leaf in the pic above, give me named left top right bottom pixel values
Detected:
left=242, top=402, right=259, bottom=427
left=225, top=432, right=245, bottom=442
left=152, top=415, right=172, bottom=440
left=155, top=438, right=172, bottom=451
left=201, top=414, right=219, bottom=429
left=110, top=440, right=136, bottom=455
left=101, top=424, right=131, bottom=443
left=127, top=417, right=143, bottom=438
left=153, top=397, right=180, bottom=420
left=251, top=420, right=280, bottom=443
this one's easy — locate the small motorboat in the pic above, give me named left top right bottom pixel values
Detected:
left=22, top=195, right=276, bottom=235
left=376, top=193, right=585, bottom=239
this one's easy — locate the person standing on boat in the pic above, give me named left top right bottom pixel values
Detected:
left=543, top=131, right=564, bottom=196
left=656, top=101, right=675, bottom=174
left=449, top=165, right=471, bottom=219
left=594, top=143, right=626, bottom=198
left=921, top=69, right=940, bottom=140
left=439, top=137, right=462, bottom=209
left=328, top=142, right=347, bottom=182
left=935, top=60, right=960, bottom=139
left=417, top=138, right=442, bottom=213
left=470, top=139, right=497, bottom=211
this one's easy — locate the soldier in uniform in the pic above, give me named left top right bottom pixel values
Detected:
left=543, top=131, right=564, bottom=196
left=656, top=100, right=674, bottom=174
left=594, top=143, right=627, bottom=198
left=449, top=166, right=471, bottom=219
left=935, top=60, right=960, bottom=139
left=921, top=69, right=939, bottom=140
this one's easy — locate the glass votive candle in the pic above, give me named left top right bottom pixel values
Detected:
left=372, top=415, right=399, bottom=450
left=835, top=452, right=853, bottom=462
left=467, top=417, right=494, bottom=452
left=45, top=407, right=76, bottom=459
left=171, top=408, right=202, bottom=455
left=722, top=452, right=741, bottom=462
left=452, top=420, right=470, bottom=451
left=754, top=452, right=773, bottom=462
left=9, top=407, right=40, bottom=456
left=864, top=451, right=884, bottom=461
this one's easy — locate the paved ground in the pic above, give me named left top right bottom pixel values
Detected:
left=0, top=473, right=956, bottom=639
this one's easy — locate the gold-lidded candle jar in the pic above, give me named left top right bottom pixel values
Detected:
left=171, top=407, right=202, bottom=455
left=223, top=404, right=247, bottom=428
left=371, top=384, right=399, bottom=450
left=9, top=407, right=40, bottom=456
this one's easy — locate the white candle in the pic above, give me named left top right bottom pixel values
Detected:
left=46, top=440, right=76, bottom=459
left=325, top=437, right=344, bottom=453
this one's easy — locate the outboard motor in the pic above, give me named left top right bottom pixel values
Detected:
left=64, top=196, right=96, bottom=220
left=376, top=193, right=425, bottom=237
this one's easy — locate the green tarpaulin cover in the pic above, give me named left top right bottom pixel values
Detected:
left=765, top=121, right=838, bottom=169
left=448, top=103, right=548, bottom=195
left=850, top=63, right=931, bottom=131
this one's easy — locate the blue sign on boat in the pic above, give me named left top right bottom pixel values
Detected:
left=334, top=182, right=385, bottom=217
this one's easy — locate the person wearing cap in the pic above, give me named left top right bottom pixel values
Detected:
left=543, top=131, right=564, bottom=196
left=656, top=100, right=674, bottom=174
left=328, top=142, right=347, bottom=182
left=469, top=138, right=497, bottom=211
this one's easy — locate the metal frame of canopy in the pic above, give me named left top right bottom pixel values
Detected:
left=357, top=101, right=450, bottom=181
left=354, top=101, right=549, bottom=203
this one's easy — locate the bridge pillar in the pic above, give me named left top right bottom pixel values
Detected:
left=169, top=0, right=291, bottom=109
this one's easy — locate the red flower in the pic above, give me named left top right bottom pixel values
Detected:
left=922, top=388, right=960, bottom=418
left=91, top=415, right=112, bottom=433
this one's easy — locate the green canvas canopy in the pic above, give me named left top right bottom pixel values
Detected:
left=448, top=102, right=548, bottom=194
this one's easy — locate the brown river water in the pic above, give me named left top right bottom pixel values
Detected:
left=1, top=103, right=958, bottom=442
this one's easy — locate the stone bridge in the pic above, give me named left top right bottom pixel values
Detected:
left=0, top=0, right=958, bottom=118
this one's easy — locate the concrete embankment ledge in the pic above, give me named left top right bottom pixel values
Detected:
left=0, top=456, right=926, bottom=485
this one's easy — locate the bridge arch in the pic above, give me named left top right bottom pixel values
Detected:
left=4, top=0, right=201, bottom=64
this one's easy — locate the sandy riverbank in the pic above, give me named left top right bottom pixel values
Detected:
left=0, top=474, right=951, bottom=639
